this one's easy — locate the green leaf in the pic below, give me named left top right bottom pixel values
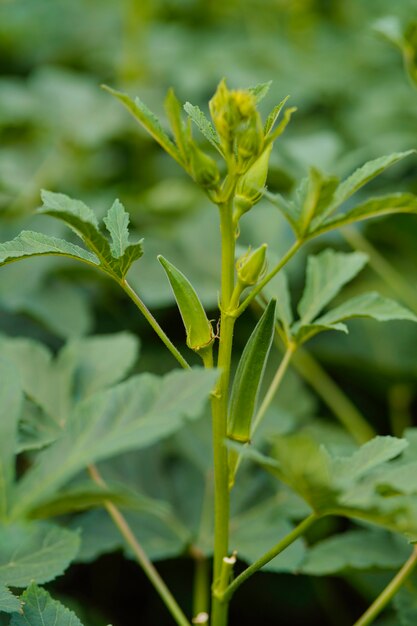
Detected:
left=165, top=88, right=190, bottom=162
left=10, top=584, right=83, bottom=626
left=248, top=80, right=272, bottom=103
left=183, top=102, right=222, bottom=154
left=310, top=193, right=417, bottom=237
left=0, top=586, right=21, bottom=614
left=302, top=529, right=411, bottom=575
left=102, top=85, right=183, bottom=165
left=0, top=523, right=79, bottom=587
left=158, top=255, right=213, bottom=353
left=315, top=292, right=417, bottom=327
left=395, top=578, right=417, bottom=626
left=323, top=151, right=415, bottom=219
left=292, top=321, right=348, bottom=345
left=263, top=190, right=300, bottom=233
left=228, top=300, right=276, bottom=444
left=264, top=96, right=290, bottom=136
left=39, top=191, right=143, bottom=280
left=12, top=368, right=217, bottom=517
left=0, top=231, right=99, bottom=269
left=0, top=360, right=23, bottom=520
left=297, top=168, right=340, bottom=236
left=266, top=106, right=297, bottom=143
left=297, top=250, right=368, bottom=325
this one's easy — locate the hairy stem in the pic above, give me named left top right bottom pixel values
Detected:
left=121, top=279, right=191, bottom=369
left=221, top=513, right=319, bottom=602
left=353, top=546, right=417, bottom=626
left=88, top=465, right=191, bottom=626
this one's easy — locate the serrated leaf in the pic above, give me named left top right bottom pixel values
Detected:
left=165, top=88, right=190, bottom=161
left=333, top=436, right=408, bottom=483
left=315, top=292, right=417, bottom=327
left=323, top=151, right=415, bottom=219
left=310, top=192, right=417, bottom=237
left=39, top=191, right=143, bottom=280
left=0, top=231, right=99, bottom=269
left=293, top=321, right=348, bottom=345
left=302, top=529, right=411, bottom=575
left=183, top=102, right=222, bottom=154
left=10, top=584, right=83, bottom=626
left=297, top=250, right=368, bottom=325
left=0, top=360, right=23, bottom=520
left=264, top=96, right=290, bottom=136
left=298, top=168, right=339, bottom=235
left=12, top=368, right=217, bottom=517
left=102, top=85, right=183, bottom=166
left=266, top=106, right=297, bottom=143
left=248, top=80, right=272, bottom=103
left=0, top=586, right=21, bottom=614
left=0, top=523, right=79, bottom=587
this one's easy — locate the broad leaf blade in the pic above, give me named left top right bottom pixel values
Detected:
left=0, top=360, right=23, bottom=520
left=0, top=231, right=99, bottom=269
left=183, top=102, right=222, bottom=154
left=12, top=369, right=217, bottom=517
left=311, top=193, right=417, bottom=237
left=325, top=151, right=415, bottom=217
left=103, top=199, right=130, bottom=258
left=0, top=523, right=79, bottom=587
left=297, top=250, right=368, bottom=325
left=0, top=586, right=21, bottom=614
left=103, top=85, right=183, bottom=165
left=315, top=292, right=417, bottom=327
left=302, top=529, right=411, bottom=575
left=10, top=584, right=83, bottom=626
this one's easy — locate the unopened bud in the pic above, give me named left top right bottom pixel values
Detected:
left=236, top=244, right=267, bottom=286
left=234, top=144, right=272, bottom=220
left=189, top=145, right=220, bottom=189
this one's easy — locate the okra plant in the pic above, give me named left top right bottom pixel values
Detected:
left=2, top=79, right=417, bottom=626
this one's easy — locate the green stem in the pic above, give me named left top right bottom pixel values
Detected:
left=88, top=465, right=191, bottom=626
left=251, top=343, right=295, bottom=435
left=210, top=203, right=236, bottom=626
left=353, top=546, right=417, bottom=626
left=292, top=347, right=375, bottom=444
left=121, top=279, right=191, bottom=370
left=342, top=226, right=417, bottom=314
left=192, top=554, right=210, bottom=623
left=221, top=513, right=319, bottom=603
left=234, top=240, right=301, bottom=317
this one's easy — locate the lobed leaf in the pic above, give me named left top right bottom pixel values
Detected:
left=0, top=586, right=21, bottom=614
left=0, top=523, right=79, bottom=587
left=0, top=231, right=99, bottom=269
left=10, top=584, right=83, bottom=626
left=102, top=84, right=183, bottom=165
left=11, top=368, right=217, bottom=517
left=297, top=250, right=368, bottom=325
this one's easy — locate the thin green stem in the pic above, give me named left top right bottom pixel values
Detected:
left=192, top=555, right=210, bottom=623
left=234, top=240, right=301, bottom=317
left=221, top=513, right=319, bottom=603
left=88, top=465, right=191, bottom=626
left=210, top=202, right=237, bottom=626
left=353, top=546, right=417, bottom=626
left=121, top=279, right=191, bottom=370
left=342, top=226, right=417, bottom=314
left=251, top=343, right=295, bottom=435
left=292, top=347, right=375, bottom=444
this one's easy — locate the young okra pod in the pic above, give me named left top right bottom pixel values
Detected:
left=158, top=256, right=214, bottom=357
left=227, top=299, right=276, bottom=444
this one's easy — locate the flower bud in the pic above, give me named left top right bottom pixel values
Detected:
left=236, top=244, right=267, bottom=286
left=189, top=145, right=220, bottom=189
left=209, top=80, right=257, bottom=155
left=234, top=144, right=272, bottom=220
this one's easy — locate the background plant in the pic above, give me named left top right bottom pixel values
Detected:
left=2, top=2, right=417, bottom=625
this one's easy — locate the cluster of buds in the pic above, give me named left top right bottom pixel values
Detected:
left=209, top=79, right=264, bottom=172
